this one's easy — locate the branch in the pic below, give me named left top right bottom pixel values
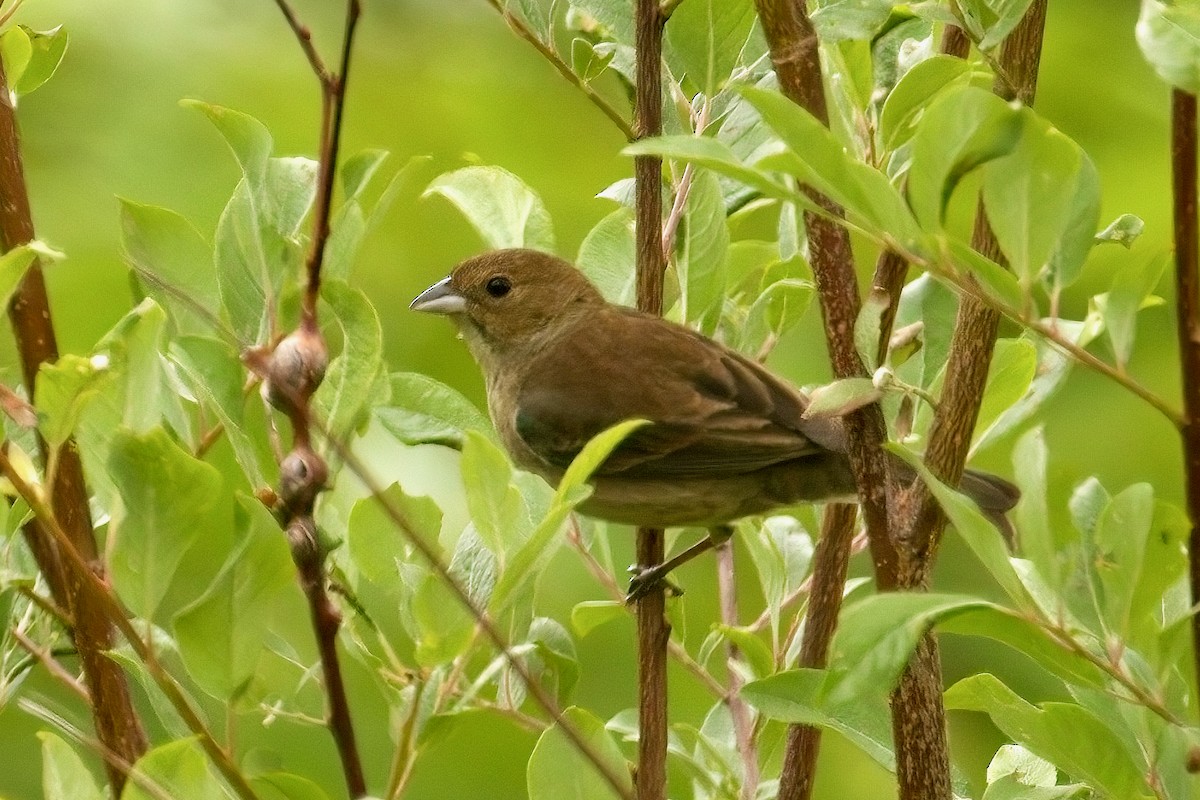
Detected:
left=887, top=8, right=1049, bottom=799
left=633, top=0, right=670, bottom=797
left=0, top=56, right=148, bottom=793
left=482, top=0, right=637, bottom=141
left=1171, top=86, right=1200, bottom=706
left=267, top=2, right=365, bottom=795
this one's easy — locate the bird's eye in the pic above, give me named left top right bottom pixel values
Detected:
left=485, top=276, right=512, bottom=298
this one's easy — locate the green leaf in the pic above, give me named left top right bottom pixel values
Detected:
left=665, top=0, right=757, bottom=95
left=0, top=27, right=32, bottom=91
left=1103, top=254, right=1167, bottom=369
left=973, top=338, right=1038, bottom=443
left=170, top=336, right=267, bottom=487
left=0, top=243, right=38, bottom=311
left=35, top=354, right=113, bottom=448
left=571, top=600, right=626, bottom=637
left=314, top=280, right=384, bottom=445
left=183, top=100, right=272, bottom=186
left=803, top=377, right=881, bottom=420
left=263, top=156, right=319, bottom=237
left=13, top=26, right=68, bottom=96
left=854, top=289, right=889, bottom=370
left=739, top=276, right=813, bottom=358
left=107, top=427, right=223, bottom=619
left=376, top=372, right=493, bottom=448
left=424, top=165, right=555, bottom=251
left=251, top=773, right=333, bottom=800
left=946, top=673, right=1154, bottom=799
left=412, top=570, right=474, bottom=666
left=491, top=420, right=647, bottom=613
left=120, top=200, right=218, bottom=334
left=1137, top=0, right=1200, bottom=93
left=1093, top=483, right=1155, bottom=639
left=878, top=55, right=982, bottom=151
left=174, top=496, right=294, bottom=700
left=623, top=135, right=794, bottom=201
left=887, top=443, right=1034, bottom=610
left=810, top=0, right=895, bottom=41
left=908, top=85, right=1023, bottom=232
left=341, top=149, right=390, bottom=202
left=1095, top=213, right=1145, bottom=248
left=529, top=616, right=580, bottom=701
left=938, top=606, right=1109, bottom=689
left=121, top=738, right=225, bottom=800
left=741, top=668, right=895, bottom=769
left=987, top=744, right=1059, bottom=788
left=678, top=170, right=729, bottom=334
left=982, top=112, right=1100, bottom=289
left=967, top=0, right=1038, bottom=50
left=827, top=592, right=993, bottom=705
left=348, top=482, right=443, bottom=585
left=213, top=178, right=278, bottom=344
left=577, top=207, right=637, bottom=307
left=527, top=707, right=632, bottom=800
left=39, top=732, right=104, bottom=800
left=740, top=85, right=923, bottom=247
left=461, top=430, right=529, bottom=555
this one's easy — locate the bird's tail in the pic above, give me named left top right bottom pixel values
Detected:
left=958, top=468, right=1020, bottom=547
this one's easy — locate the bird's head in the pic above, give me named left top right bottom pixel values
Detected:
left=411, top=248, right=605, bottom=369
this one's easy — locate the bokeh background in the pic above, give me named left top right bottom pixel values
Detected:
left=0, top=1, right=1182, bottom=798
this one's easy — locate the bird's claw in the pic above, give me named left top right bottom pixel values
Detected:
left=625, top=564, right=683, bottom=604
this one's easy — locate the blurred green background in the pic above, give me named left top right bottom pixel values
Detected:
left=0, top=1, right=1184, bottom=798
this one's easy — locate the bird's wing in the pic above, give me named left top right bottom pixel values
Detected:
left=513, top=307, right=844, bottom=478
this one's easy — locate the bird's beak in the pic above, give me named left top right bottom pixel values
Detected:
left=410, top=276, right=467, bottom=315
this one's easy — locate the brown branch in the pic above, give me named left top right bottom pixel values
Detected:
left=633, top=2, right=670, bottom=799
left=482, top=0, right=637, bottom=141
left=885, top=8, right=1049, bottom=800
left=0, top=448, right=261, bottom=800
left=715, top=543, right=759, bottom=799
left=0, top=57, right=148, bottom=795
left=268, top=2, right=365, bottom=796
left=1171, top=86, right=1200, bottom=703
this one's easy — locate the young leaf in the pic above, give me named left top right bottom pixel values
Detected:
left=424, top=165, right=556, bottom=251
left=0, top=242, right=37, bottom=311
left=1095, top=213, right=1145, bottom=248
left=966, top=0, right=1038, bottom=50
left=577, top=207, right=637, bottom=307
left=809, top=0, right=894, bottom=41
left=678, top=169, right=729, bottom=334
left=1137, top=0, right=1200, bottom=93
left=183, top=100, right=272, bottom=187
left=12, top=26, right=68, bottom=96
left=739, top=277, right=813, bottom=358
left=34, top=354, right=113, bottom=449
left=1103, top=253, right=1167, bottom=369
left=803, top=377, right=881, bottom=420
left=623, top=135, right=794, bottom=200
left=0, top=27, right=32, bottom=92
left=571, top=600, right=626, bottom=637
left=878, top=54, right=981, bottom=151
left=527, top=707, right=632, bottom=800
left=106, top=427, right=223, bottom=620
left=174, top=496, right=295, bottom=700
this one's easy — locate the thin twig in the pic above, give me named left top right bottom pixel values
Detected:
left=483, top=0, right=637, bottom=141
left=16, top=583, right=74, bottom=628
left=271, top=0, right=334, bottom=85
left=715, top=543, right=759, bottom=800
left=11, top=627, right=89, bottom=702
left=661, top=98, right=712, bottom=262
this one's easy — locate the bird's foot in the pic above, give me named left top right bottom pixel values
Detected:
left=625, top=564, right=683, bottom=604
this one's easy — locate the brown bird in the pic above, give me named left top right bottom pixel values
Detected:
left=411, top=248, right=1018, bottom=595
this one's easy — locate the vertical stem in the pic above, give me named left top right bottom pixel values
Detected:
left=1171, top=87, right=1200, bottom=692
left=0, top=59, right=147, bottom=794
left=633, top=1, right=668, bottom=798
left=715, top=542, right=759, bottom=799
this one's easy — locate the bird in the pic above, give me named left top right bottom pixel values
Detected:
left=411, top=248, right=1019, bottom=597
